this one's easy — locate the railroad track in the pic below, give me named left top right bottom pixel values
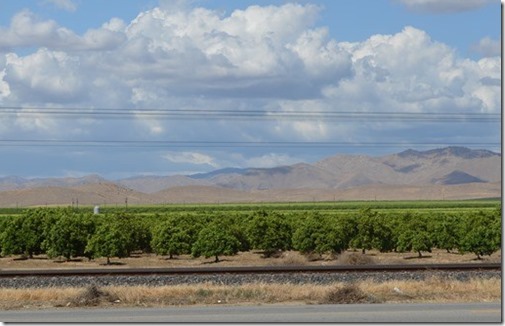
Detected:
left=0, top=263, right=500, bottom=278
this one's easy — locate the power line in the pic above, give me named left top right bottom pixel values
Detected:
left=0, top=107, right=500, bottom=122
left=0, top=139, right=499, bottom=149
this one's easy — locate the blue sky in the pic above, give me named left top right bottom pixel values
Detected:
left=0, top=0, right=501, bottom=179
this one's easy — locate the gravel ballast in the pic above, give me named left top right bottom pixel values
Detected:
left=0, top=270, right=500, bottom=289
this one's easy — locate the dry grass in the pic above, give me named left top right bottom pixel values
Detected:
left=68, top=285, right=119, bottom=307
left=360, top=276, right=502, bottom=303
left=267, top=251, right=309, bottom=266
left=322, top=284, right=382, bottom=304
left=0, top=277, right=500, bottom=310
left=337, top=252, right=377, bottom=265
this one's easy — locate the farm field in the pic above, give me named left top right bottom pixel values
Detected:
left=0, top=199, right=499, bottom=216
left=0, top=199, right=500, bottom=269
left=0, top=199, right=501, bottom=311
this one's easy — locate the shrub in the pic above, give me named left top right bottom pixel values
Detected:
left=70, top=285, right=118, bottom=307
left=337, top=252, right=376, bottom=265
left=322, top=284, right=381, bottom=304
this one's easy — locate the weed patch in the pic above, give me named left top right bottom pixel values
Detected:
left=338, top=252, right=376, bottom=265
left=69, top=285, right=118, bottom=307
left=322, top=284, right=382, bottom=304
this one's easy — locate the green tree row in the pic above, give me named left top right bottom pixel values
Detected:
left=0, top=206, right=501, bottom=263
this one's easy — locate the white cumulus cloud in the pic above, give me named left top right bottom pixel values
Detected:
left=0, top=10, right=126, bottom=51
left=472, top=37, right=501, bottom=57
left=0, top=3, right=499, bottom=155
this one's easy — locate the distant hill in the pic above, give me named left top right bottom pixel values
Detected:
left=117, top=175, right=211, bottom=194
left=0, top=174, right=107, bottom=191
left=0, top=182, right=155, bottom=207
left=193, top=146, right=501, bottom=191
left=432, top=170, right=486, bottom=185
left=0, top=147, right=500, bottom=206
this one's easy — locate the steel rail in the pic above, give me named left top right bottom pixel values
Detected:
left=0, top=263, right=500, bottom=278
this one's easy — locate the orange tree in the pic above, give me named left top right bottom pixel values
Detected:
left=191, top=220, right=241, bottom=263
left=43, top=210, right=96, bottom=261
left=350, top=208, right=394, bottom=254
left=457, top=210, right=501, bottom=259
left=246, top=211, right=292, bottom=257
left=86, top=218, right=132, bottom=265
left=396, top=213, right=433, bottom=258
left=151, top=218, right=192, bottom=259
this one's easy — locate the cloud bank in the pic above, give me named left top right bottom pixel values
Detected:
left=0, top=2, right=500, bottom=173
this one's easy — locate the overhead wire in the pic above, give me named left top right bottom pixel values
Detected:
left=0, top=140, right=499, bottom=149
left=0, top=107, right=500, bottom=122
left=0, top=107, right=499, bottom=150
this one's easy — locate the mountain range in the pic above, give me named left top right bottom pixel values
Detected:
left=0, top=147, right=501, bottom=207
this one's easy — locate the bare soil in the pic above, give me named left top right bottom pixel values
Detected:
left=0, top=249, right=500, bottom=270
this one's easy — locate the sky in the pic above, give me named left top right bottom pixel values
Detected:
left=0, top=0, right=502, bottom=179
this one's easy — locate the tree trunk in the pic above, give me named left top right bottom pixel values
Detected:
left=106, top=256, right=111, bottom=265
left=169, top=253, right=173, bottom=259
left=362, top=248, right=366, bottom=254
left=215, top=255, right=219, bottom=263
left=418, top=251, right=422, bottom=258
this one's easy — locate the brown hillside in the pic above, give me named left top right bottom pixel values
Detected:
left=0, top=182, right=499, bottom=207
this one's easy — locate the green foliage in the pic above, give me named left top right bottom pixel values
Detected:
left=246, top=211, right=292, bottom=256
left=292, top=213, right=348, bottom=255
left=0, top=217, right=12, bottom=255
left=457, top=211, right=501, bottom=259
left=192, top=221, right=241, bottom=262
left=212, top=214, right=251, bottom=252
left=112, top=212, right=152, bottom=254
left=43, top=211, right=96, bottom=260
left=151, top=219, right=192, bottom=259
left=1, top=216, right=25, bottom=257
left=163, top=213, right=205, bottom=246
left=1, top=209, right=47, bottom=258
left=0, top=201, right=499, bottom=263
left=89, top=199, right=499, bottom=216
left=292, top=214, right=325, bottom=254
left=430, top=213, right=461, bottom=253
left=396, top=214, right=432, bottom=257
left=350, top=208, right=394, bottom=254
left=86, top=219, right=131, bottom=264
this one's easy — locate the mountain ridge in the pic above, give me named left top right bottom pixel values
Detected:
left=0, top=147, right=500, bottom=193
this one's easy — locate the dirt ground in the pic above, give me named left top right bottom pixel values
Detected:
left=0, top=249, right=500, bottom=270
